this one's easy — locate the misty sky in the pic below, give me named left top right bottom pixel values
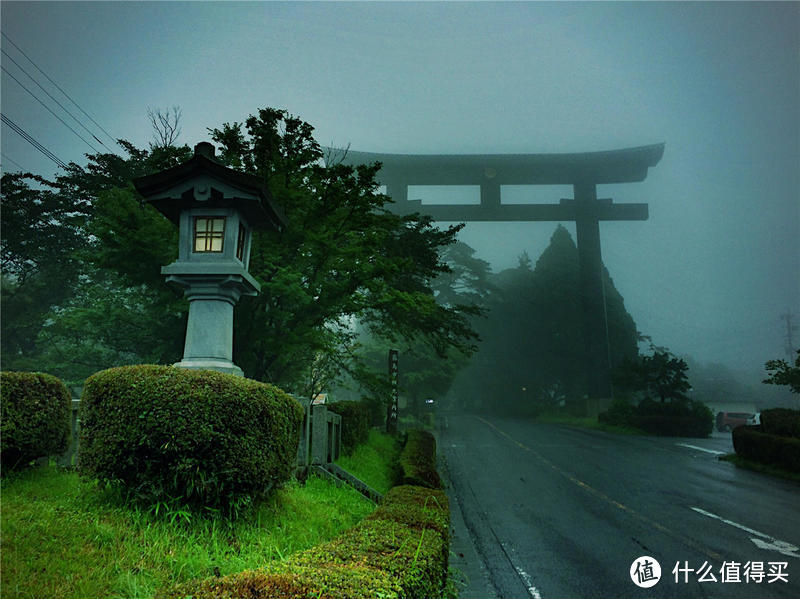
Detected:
left=1, top=1, right=798, bottom=382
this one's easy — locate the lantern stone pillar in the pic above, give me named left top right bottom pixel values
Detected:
left=133, top=142, right=286, bottom=377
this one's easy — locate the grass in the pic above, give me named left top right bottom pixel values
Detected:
left=719, top=453, right=800, bottom=484
left=1, top=465, right=375, bottom=599
left=536, top=411, right=646, bottom=435
left=336, top=429, right=402, bottom=495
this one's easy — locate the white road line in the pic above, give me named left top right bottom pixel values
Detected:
left=676, top=443, right=725, bottom=455
left=691, top=507, right=800, bottom=558
left=514, top=565, right=543, bottom=599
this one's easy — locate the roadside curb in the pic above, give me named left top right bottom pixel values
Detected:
left=435, top=425, right=500, bottom=599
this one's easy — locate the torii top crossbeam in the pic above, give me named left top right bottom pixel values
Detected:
left=342, top=143, right=664, bottom=184
left=337, top=143, right=664, bottom=222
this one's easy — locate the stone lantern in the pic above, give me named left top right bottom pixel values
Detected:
left=133, top=142, right=286, bottom=376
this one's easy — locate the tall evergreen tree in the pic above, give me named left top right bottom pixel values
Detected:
left=449, top=225, right=638, bottom=414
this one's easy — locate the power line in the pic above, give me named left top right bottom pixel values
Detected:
left=1, top=64, right=101, bottom=153
left=1, top=48, right=106, bottom=147
left=1, top=113, right=68, bottom=169
left=1, top=31, right=118, bottom=146
left=1, top=151, right=28, bottom=173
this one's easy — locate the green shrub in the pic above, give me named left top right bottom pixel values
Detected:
left=399, top=429, right=442, bottom=489
left=733, top=425, right=800, bottom=473
left=760, top=408, right=800, bottom=439
left=599, top=398, right=712, bottom=437
left=78, top=365, right=303, bottom=515
left=1, top=371, right=71, bottom=470
left=329, top=400, right=371, bottom=454
left=598, top=397, right=636, bottom=427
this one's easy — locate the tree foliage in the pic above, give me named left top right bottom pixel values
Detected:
left=614, top=346, right=691, bottom=403
left=1, top=173, right=89, bottom=371
left=763, top=350, right=800, bottom=394
left=200, top=109, right=479, bottom=393
left=1, top=108, right=479, bottom=401
left=339, top=241, right=490, bottom=419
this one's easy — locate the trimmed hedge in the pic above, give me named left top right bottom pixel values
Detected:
left=399, top=430, right=442, bottom=488
left=732, top=425, right=800, bottom=473
left=329, top=400, right=371, bottom=454
left=760, top=408, right=800, bottom=439
left=78, top=365, right=303, bottom=514
left=160, top=563, right=401, bottom=599
left=599, top=398, right=713, bottom=437
left=369, top=484, right=449, bottom=536
left=159, top=432, right=450, bottom=599
left=1, top=371, right=71, bottom=470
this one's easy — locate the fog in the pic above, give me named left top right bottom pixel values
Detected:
left=2, top=1, right=797, bottom=386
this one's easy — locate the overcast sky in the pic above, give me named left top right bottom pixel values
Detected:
left=2, top=1, right=798, bottom=382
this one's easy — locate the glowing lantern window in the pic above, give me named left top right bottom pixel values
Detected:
left=194, top=217, right=225, bottom=252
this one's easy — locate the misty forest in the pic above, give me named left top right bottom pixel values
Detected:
left=3, top=107, right=796, bottom=426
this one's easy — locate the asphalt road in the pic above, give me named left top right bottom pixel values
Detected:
left=438, top=414, right=799, bottom=598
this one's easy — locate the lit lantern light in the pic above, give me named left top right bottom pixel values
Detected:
left=133, top=142, right=286, bottom=376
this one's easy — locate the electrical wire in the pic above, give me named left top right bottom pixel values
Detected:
left=1, top=113, right=68, bottom=169
left=1, top=48, right=106, bottom=147
left=1, top=151, right=28, bottom=172
left=1, top=65, right=101, bottom=153
left=1, top=31, right=118, bottom=146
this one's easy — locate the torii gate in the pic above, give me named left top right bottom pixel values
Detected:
left=338, top=143, right=664, bottom=400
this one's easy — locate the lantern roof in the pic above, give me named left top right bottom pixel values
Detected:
left=133, top=142, right=287, bottom=230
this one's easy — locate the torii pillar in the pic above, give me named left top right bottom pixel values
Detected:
left=334, top=144, right=665, bottom=401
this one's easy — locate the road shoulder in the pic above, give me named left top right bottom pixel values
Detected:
left=436, top=423, right=500, bottom=599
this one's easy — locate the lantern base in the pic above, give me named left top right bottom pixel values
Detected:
left=173, top=358, right=244, bottom=378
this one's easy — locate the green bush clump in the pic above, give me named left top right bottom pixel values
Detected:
left=597, top=397, right=637, bottom=427
left=329, top=400, right=371, bottom=454
left=599, top=398, right=712, bottom=437
left=399, top=429, right=442, bottom=488
left=733, top=425, right=800, bottom=473
left=78, top=365, right=303, bottom=515
left=1, top=371, right=71, bottom=470
left=760, top=408, right=800, bottom=439
left=368, top=485, right=449, bottom=536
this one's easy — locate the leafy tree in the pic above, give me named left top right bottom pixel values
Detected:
left=0, top=140, right=192, bottom=381
left=1, top=173, right=89, bottom=371
left=763, top=350, right=800, bottom=394
left=334, top=241, right=490, bottom=418
left=8, top=107, right=479, bottom=401
left=607, top=341, right=712, bottom=437
left=205, top=109, right=478, bottom=394
left=614, top=347, right=691, bottom=403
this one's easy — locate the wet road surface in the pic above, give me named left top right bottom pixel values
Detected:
left=439, top=414, right=799, bottom=598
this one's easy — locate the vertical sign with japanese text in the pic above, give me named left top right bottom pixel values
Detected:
left=387, top=349, right=399, bottom=433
